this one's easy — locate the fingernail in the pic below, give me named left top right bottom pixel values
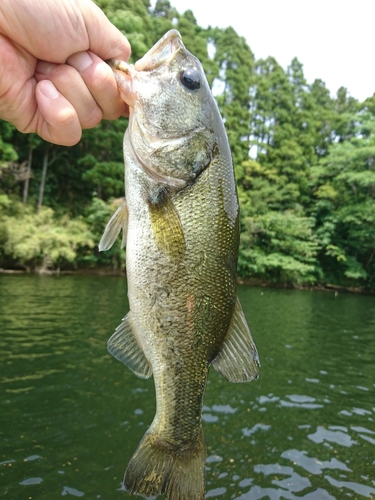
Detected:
left=39, top=80, right=60, bottom=100
left=36, top=61, right=56, bottom=75
left=68, top=51, right=93, bottom=72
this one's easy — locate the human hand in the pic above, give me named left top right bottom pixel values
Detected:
left=0, top=0, right=131, bottom=146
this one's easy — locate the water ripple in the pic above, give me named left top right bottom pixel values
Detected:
left=308, top=426, right=357, bottom=447
left=2, top=277, right=375, bottom=500
left=325, top=475, right=375, bottom=498
left=281, top=449, right=352, bottom=475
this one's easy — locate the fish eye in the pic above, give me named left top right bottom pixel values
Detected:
left=179, top=68, right=201, bottom=91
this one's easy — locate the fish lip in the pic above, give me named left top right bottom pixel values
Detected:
left=106, top=59, right=137, bottom=107
left=106, top=59, right=137, bottom=80
left=107, top=30, right=184, bottom=106
left=134, top=29, right=184, bottom=71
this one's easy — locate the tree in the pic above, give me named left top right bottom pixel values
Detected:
left=96, top=0, right=154, bottom=62
left=151, top=0, right=177, bottom=40
left=0, top=198, right=94, bottom=272
left=238, top=210, right=319, bottom=284
left=0, top=121, right=18, bottom=193
left=78, top=119, right=126, bottom=201
left=0, top=1, right=374, bottom=287
left=311, top=112, right=375, bottom=287
left=211, top=27, right=254, bottom=171
left=37, top=146, right=61, bottom=211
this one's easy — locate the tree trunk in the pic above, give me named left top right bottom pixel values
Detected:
left=38, top=149, right=49, bottom=212
left=22, top=147, right=33, bottom=204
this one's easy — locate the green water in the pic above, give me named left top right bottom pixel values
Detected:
left=1, top=275, right=374, bottom=499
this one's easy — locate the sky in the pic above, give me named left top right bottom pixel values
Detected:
left=164, top=0, right=375, bottom=102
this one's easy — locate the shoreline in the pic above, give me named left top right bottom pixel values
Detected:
left=0, top=267, right=126, bottom=277
left=237, top=277, right=374, bottom=295
left=1, top=267, right=373, bottom=295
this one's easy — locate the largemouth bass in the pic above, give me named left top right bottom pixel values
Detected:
left=99, top=29, right=260, bottom=500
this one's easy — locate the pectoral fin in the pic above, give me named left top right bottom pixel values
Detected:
left=212, top=297, right=260, bottom=383
left=107, top=313, right=152, bottom=379
left=99, top=201, right=128, bottom=251
left=148, top=191, right=185, bottom=260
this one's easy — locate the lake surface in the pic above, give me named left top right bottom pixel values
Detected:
left=0, top=274, right=374, bottom=499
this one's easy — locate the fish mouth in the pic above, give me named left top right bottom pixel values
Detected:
left=107, top=30, right=190, bottom=190
left=106, top=58, right=136, bottom=107
left=134, top=30, right=184, bottom=71
left=106, top=30, right=184, bottom=107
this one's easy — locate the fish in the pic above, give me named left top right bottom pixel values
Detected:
left=99, top=29, right=260, bottom=500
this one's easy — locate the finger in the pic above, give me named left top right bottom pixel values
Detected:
left=0, top=33, right=38, bottom=131
left=35, top=80, right=82, bottom=146
left=0, top=0, right=131, bottom=64
left=66, top=51, right=129, bottom=120
left=35, top=60, right=103, bottom=129
left=80, top=0, right=131, bottom=62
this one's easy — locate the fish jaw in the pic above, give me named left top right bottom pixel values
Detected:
left=134, top=29, right=184, bottom=71
left=108, top=29, right=220, bottom=190
left=107, top=30, right=185, bottom=109
left=106, top=59, right=136, bottom=108
left=107, top=60, right=188, bottom=190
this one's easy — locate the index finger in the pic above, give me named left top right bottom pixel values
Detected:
left=81, top=0, right=131, bottom=62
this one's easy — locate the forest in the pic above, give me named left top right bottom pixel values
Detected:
left=0, top=0, right=374, bottom=290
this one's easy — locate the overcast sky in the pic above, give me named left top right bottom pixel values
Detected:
left=164, top=0, right=374, bottom=102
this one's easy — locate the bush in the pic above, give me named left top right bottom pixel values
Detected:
left=0, top=199, right=94, bottom=271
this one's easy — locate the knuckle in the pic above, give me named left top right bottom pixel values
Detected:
left=52, top=109, right=81, bottom=146
left=81, top=106, right=103, bottom=129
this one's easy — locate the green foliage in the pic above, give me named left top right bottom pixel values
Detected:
left=81, top=156, right=124, bottom=199
left=310, top=112, right=375, bottom=287
left=0, top=121, right=18, bottom=166
left=0, top=121, right=19, bottom=194
left=97, top=0, right=154, bottom=61
left=0, top=199, right=94, bottom=271
left=211, top=27, right=254, bottom=168
left=150, top=0, right=177, bottom=41
left=0, top=2, right=373, bottom=289
left=238, top=211, right=319, bottom=284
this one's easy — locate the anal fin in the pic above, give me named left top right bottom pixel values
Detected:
left=107, top=313, right=152, bottom=379
left=212, top=297, right=260, bottom=383
left=99, top=201, right=128, bottom=251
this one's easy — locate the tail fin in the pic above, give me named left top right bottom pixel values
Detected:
left=124, top=429, right=205, bottom=500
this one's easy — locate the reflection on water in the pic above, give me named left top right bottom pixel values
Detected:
left=0, top=275, right=374, bottom=499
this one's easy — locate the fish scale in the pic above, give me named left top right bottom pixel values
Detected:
left=99, top=29, right=260, bottom=500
